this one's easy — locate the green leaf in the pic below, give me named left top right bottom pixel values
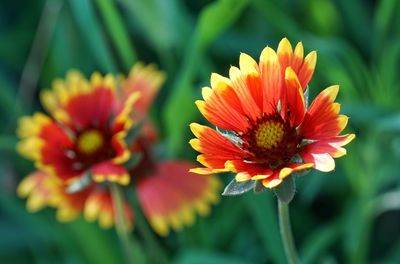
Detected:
left=374, top=0, right=400, bottom=44
left=251, top=0, right=300, bottom=39
left=119, top=0, right=191, bottom=51
left=336, top=0, right=371, bottom=54
left=245, top=193, right=286, bottom=264
left=273, top=176, right=296, bottom=204
left=123, top=153, right=142, bottom=170
left=195, top=0, right=249, bottom=49
left=124, top=120, right=144, bottom=146
left=300, top=220, right=341, bottom=263
left=66, top=219, right=122, bottom=264
left=69, top=0, right=117, bottom=72
left=95, top=0, right=137, bottom=71
left=222, top=179, right=256, bottom=196
left=174, top=250, right=253, bottom=264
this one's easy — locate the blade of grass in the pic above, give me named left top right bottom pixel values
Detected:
left=251, top=0, right=300, bottom=39
left=174, top=250, right=254, bottom=264
left=300, top=220, right=341, bottom=263
left=373, top=0, right=399, bottom=49
left=118, top=0, right=192, bottom=51
left=110, top=184, right=147, bottom=264
left=17, top=0, right=62, bottom=112
left=69, top=0, right=117, bottom=72
left=95, top=0, right=137, bottom=71
left=66, top=219, right=123, bottom=264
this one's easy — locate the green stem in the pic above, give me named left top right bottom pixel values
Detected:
left=127, top=188, right=169, bottom=264
left=110, top=184, right=145, bottom=264
left=278, top=199, right=299, bottom=264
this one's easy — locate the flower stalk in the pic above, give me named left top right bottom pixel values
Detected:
left=127, top=188, right=169, bottom=264
left=110, top=183, right=145, bottom=264
left=278, top=199, right=299, bottom=264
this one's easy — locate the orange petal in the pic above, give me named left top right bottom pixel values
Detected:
left=189, top=123, right=244, bottom=171
left=284, top=67, right=306, bottom=126
left=259, top=46, right=282, bottom=113
left=298, top=51, right=317, bottom=89
left=301, top=85, right=347, bottom=140
left=198, top=78, right=249, bottom=132
left=229, top=66, right=262, bottom=121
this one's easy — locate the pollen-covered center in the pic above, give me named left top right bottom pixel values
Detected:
left=255, top=120, right=284, bottom=149
left=77, top=129, right=104, bottom=154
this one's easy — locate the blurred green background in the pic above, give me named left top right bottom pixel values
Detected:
left=1, top=0, right=400, bottom=263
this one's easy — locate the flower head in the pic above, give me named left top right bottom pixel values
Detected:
left=189, top=38, right=355, bottom=189
left=17, top=71, right=137, bottom=185
left=17, top=64, right=221, bottom=235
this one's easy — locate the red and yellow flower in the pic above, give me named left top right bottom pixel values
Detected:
left=18, top=71, right=136, bottom=185
left=17, top=63, right=221, bottom=235
left=189, top=38, right=355, bottom=188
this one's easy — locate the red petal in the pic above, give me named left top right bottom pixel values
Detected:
left=259, top=47, right=282, bottom=113
left=39, top=122, right=81, bottom=181
left=91, top=161, right=130, bottom=185
left=65, top=87, right=116, bottom=130
left=136, top=161, right=220, bottom=236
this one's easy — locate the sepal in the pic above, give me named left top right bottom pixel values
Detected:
left=222, top=179, right=256, bottom=196
left=273, top=176, right=296, bottom=204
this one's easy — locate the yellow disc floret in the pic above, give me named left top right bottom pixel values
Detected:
left=255, top=121, right=284, bottom=149
left=77, top=129, right=103, bottom=154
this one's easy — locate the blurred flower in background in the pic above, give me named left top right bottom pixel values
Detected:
left=16, top=63, right=220, bottom=236
left=17, top=70, right=137, bottom=228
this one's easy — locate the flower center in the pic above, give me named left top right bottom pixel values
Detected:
left=77, top=129, right=103, bottom=154
left=254, top=120, right=284, bottom=149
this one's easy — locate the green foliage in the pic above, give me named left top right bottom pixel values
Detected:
left=1, top=0, right=400, bottom=263
left=69, top=0, right=117, bottom=72
left=164, top=0, right=249, bottom=156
